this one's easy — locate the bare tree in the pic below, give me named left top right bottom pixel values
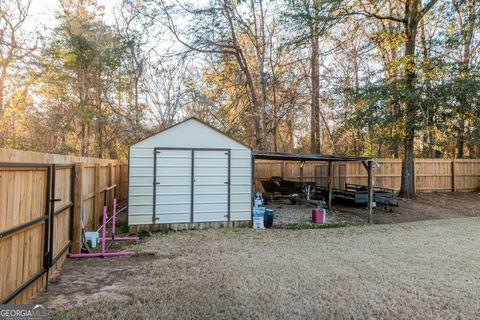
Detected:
left=0, top=0, right=36, bottom=145
left=143, top=57, right=192, bottom=129
left=142, top=0, right=274, bottom=149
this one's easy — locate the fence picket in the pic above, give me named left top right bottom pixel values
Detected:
left=254, top=158, right=480, bottom=192
left=0, top=149, right=127, bottom=304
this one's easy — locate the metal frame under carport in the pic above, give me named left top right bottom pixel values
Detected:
left=252, top=151, right=378, bottom=224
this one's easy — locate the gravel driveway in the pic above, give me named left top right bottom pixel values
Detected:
left=39, top=218, right=480, bottom=320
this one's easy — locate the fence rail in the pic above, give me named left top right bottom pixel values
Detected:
left=0, top=149, right=127, bottom=304
left=254, top=158, right=480, bottom=193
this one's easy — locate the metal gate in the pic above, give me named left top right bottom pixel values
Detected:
left=0, top=163, right=75, bottom=304
left=153, top=148, right=231, bottom=224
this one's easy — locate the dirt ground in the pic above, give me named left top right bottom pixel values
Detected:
left=33, top=216, right=480, bottom=320
left=268, top=191, right=480, bottom=226
left=344, top=191, right=480, bottom=224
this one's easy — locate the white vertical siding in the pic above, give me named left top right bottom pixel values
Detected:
left=229, top=149, right=252, bottom=221
left=193, top=150, right=229, bottom=222
left=155, top=149, right=192, bottom=223
left=128, top=119, right=252, bottom=225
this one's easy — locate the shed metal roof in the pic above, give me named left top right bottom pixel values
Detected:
left=252, top=150, right=376, bottom=162
left=130, top=117, right=252, bottom=149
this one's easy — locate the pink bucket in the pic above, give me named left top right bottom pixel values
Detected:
left=312, top=208, right=326, bottom=224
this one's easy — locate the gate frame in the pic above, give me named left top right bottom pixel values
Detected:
left=152, top=147, right=231, bottom=224
left=0, top=162, right=75, bottom=303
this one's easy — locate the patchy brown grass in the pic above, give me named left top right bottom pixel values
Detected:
left=36, top=218, right=480, bottom=320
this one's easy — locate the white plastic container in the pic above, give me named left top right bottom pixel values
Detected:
left=253, top=216, right=265, bottom=229
left=254, top=192, right=264, bottom=207
left=252, top=206, right=265, bottom=229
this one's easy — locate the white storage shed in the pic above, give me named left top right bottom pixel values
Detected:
left=128, top=118, right=252, bottom=228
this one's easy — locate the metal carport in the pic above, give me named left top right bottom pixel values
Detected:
left=252, top=151, right=378, bottom=223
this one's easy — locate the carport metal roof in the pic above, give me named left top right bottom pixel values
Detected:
left=252, top=151, right=376, bottom=163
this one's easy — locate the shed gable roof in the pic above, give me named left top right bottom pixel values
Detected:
left=130, top=117, right=252, bottom=149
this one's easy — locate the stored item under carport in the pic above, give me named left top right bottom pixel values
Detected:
left=315, top=183, right=398, bottom=208
left=252, top=206, right=265, bottom=229
left=264, top=209, right=274, bottom=228
left=312, top=208, right=326, bottom=224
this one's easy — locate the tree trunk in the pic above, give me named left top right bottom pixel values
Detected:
left=96, top=116, right=103, bottom=158
left=428, top=130, right=438, bottom=158
left=0, top=78, right=4, bottom=118
left=420, top=14, right=436, bottom=158
left=256, top=0, right=269, bottom=150
left=310, top=16, right=321, bottom=154
left=399, top=4, right=418, bottom=198
left=0, top=72, right=5, bottom=146
left=224, top=3, right=263, bottom=150
left=81, top=123, right=87, bottom=157
left=235, top=51, right=263, bottom=149
left=457, top=118, right=465, bottom=158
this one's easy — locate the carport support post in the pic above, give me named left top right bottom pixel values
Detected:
left=300, top=161, right=305, bottom=183
left=327, top=161, right=333, bottom=210
left=367, top=160, right=374, bottom=224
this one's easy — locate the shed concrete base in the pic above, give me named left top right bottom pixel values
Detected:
left=129, top=220, right=251, bottom=233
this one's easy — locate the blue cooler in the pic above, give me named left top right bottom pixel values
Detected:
left=264, top=209, right=274, bottom=228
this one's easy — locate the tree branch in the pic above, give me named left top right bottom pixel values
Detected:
left=419, top=0, right=439, bottom=20
left=343, top=10, right=406, bottom=24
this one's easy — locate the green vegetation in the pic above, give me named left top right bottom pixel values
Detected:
left=115, top=221, right=130, bottom=234
left=138, top=231, right=152, bottom=239
left=50, top=310, right=69, bottom=320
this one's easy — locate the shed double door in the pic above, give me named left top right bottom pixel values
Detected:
left=155, top=149, right=230, bottom=223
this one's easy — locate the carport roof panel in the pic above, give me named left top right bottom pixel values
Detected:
left=252, top=151, right=376, bottom=162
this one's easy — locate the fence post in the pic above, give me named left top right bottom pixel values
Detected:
left=413, top=159, right=417, bottom=193
left=109, top=163, right=114, bottom=210
left=93, top=163, right=100, bottom=229
left=451, top=160, right=456, bottom=192
left=119, top=162, right=125, bottom=201
left=115, top=163, right=120, bottom=201
left=72, top=163, right=84, bottom=254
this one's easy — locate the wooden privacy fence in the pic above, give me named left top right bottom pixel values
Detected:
left=255, top=158, right=480, bottom=193
left=0, top=149, right=127, bottom=304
